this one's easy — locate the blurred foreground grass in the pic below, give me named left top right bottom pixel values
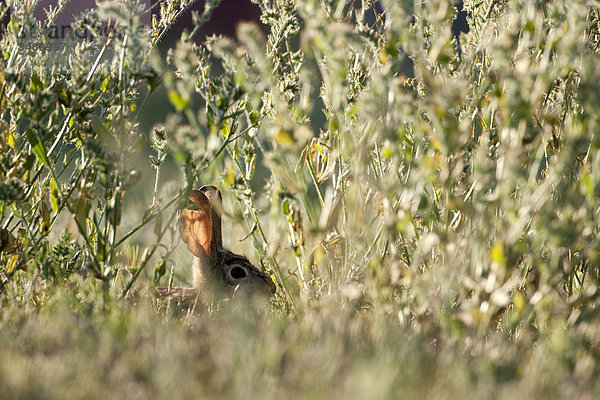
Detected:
left=1, top=279, right=597, bottom=399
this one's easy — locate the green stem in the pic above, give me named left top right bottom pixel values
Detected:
left=120, top=205, right=178, bottom=298
left=151, top=0, right=202, bottom=47
left=114, top=191, right=181, bottom=249
left=229, top=146, right=297, bottom=312
left=306, top=157, right=325, bottom=208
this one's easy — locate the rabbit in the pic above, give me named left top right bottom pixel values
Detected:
left=157, top=185, right=275, bottom=306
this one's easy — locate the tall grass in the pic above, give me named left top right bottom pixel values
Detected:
left=1, top=0, right=599, bottom=398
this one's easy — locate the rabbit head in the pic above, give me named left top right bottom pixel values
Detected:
left=179, top=185, right=276, bottom=300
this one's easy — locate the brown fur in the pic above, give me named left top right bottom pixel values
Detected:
left=157, top=185, right=275, bottom=306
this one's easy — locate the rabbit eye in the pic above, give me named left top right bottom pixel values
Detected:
left=229, top=265, right=248, bottom=280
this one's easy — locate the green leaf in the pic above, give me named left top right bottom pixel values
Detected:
left=282, top=199, right=290, bottom=215
left=50, top=178, right=60, bottom=212
left=249, top=109, right=260, bottom=127
left=5, top=254, right=19, bottom=274
left=491, top=242, right=505, bottom=268
left=7, top=130, right=16, bottom=148
left=40, top=199, right=51, bottom=235
left=168, top=90, right=189, bottom=111
left=25, top=128, right=50, bottom=166
left=582, top=172, right=594, bottom=199
left=154, top=260, right=166, bottom=285
left=100, top=76, right=110, bottom=91
left=30, top=73, right=43, bottom=92
left=220, top=121, right=230, bottom=138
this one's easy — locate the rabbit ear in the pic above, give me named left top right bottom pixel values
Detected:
left=179, top=190, right=216, bottom=259
left=199, top=185, right=223, bottom=248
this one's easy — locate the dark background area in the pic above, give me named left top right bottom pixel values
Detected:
left=155, top=0, right=262, bottom=47
left=0, top=1, right=469, bottom=49
left=154, top=0, right=469, bottom=47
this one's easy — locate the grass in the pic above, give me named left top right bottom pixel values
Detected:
left=1, top=0, right=600, bottom=398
